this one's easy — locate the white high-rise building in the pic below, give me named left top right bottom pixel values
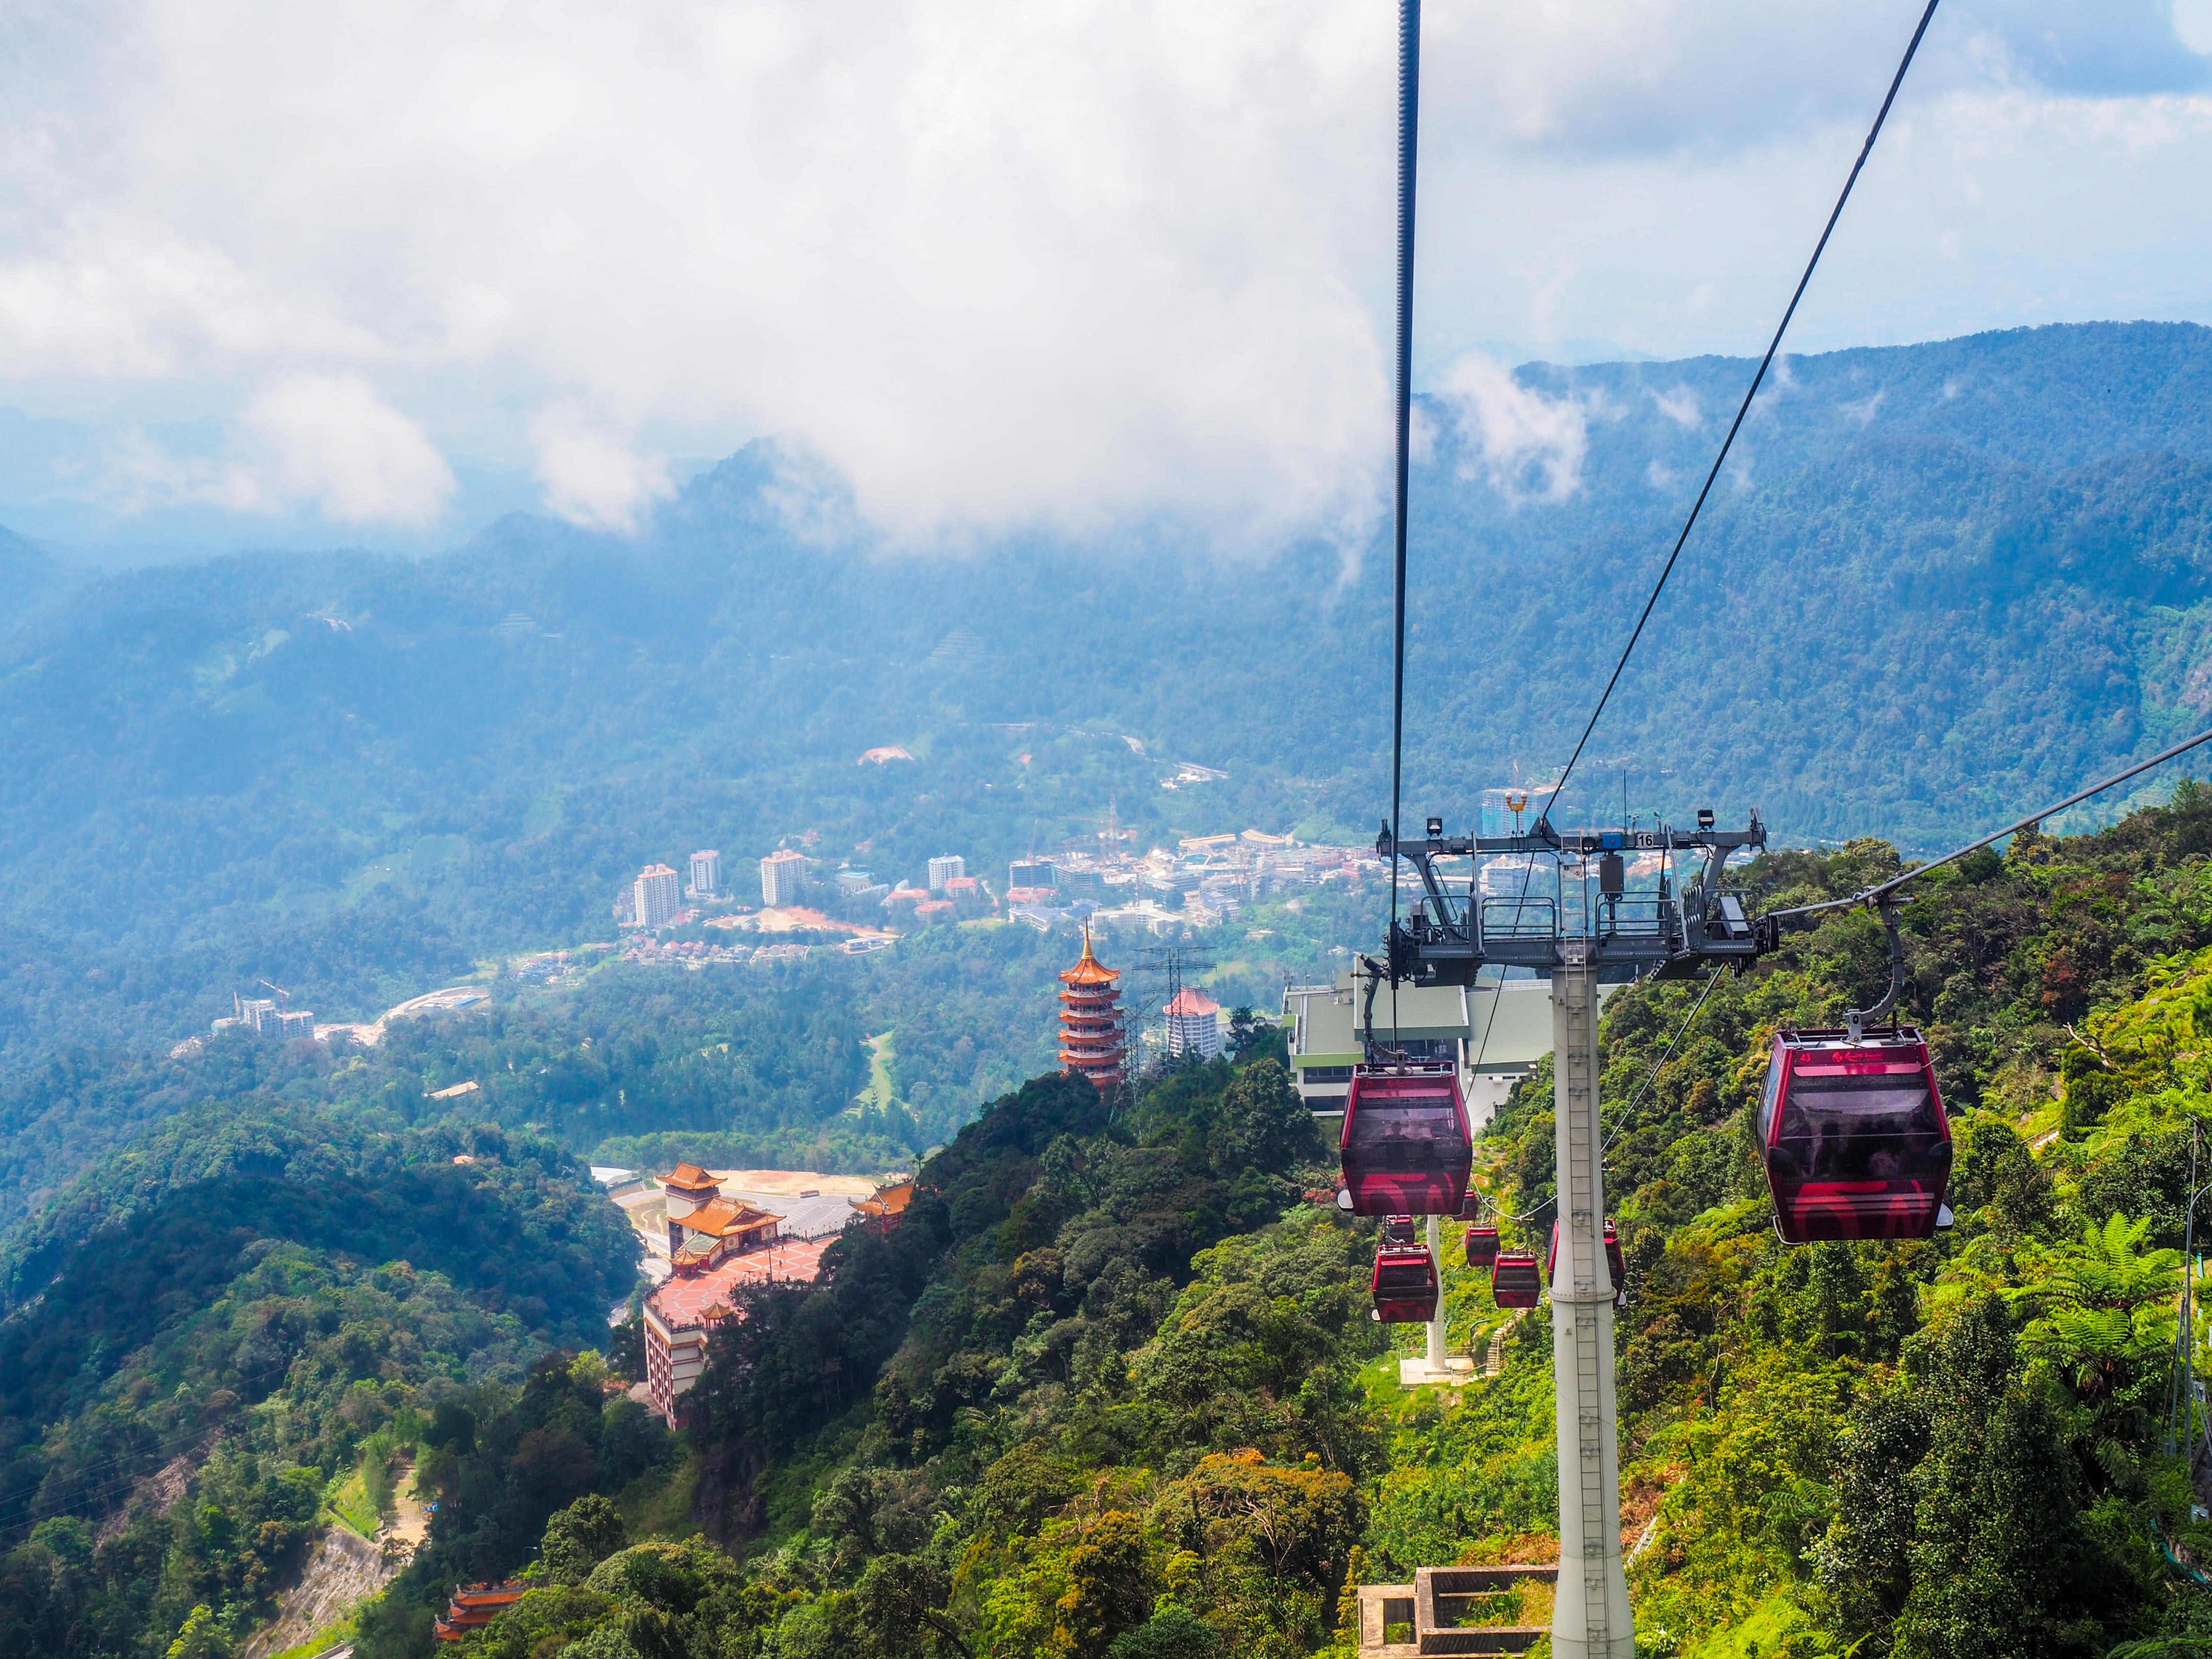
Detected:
left=689, top=850, right=722, bottom=898
left=633, top=863, right=681, bottom=928
left=927, top=854, right=966, bottom=890
left=760, top=849, right=808, bottom=906
left=1163, top=987, right=1222, bottom=1059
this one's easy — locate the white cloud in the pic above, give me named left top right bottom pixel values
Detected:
left=0, top=223, right=375, bottom=380
left=1838, top=389, right=1885, bottom=426
left=236, top=375, right=454, bottom=525
left=1437, top=355, right=1588, bottom=503
left=0, top=0, right=2204, bottom=545
left=1652, top=386, right=1702, bottom=427
left=528, top=405, right=673, bottom=531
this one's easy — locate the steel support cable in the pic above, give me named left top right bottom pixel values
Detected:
left=1762, top=721, right=2212, bottom=928
left=1472, top=967, right=1723, bottom=1226
left=1604, top=968, right=1725, bottom=1157
left=1385, top=0, right=1422, bottom=1044
left=1457, top=0, right=1943, bottom=1067
left=1532, top=0, right=1943, bottom=836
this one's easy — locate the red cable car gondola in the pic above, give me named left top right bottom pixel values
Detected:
left=1490, top=1250, right=1540, bottom=1309
left=1547, top=1218, right=1625, bottom=1295
left=1465, top=1224, right=1500, bottom=1268
left=1340, top=1062, right=1473, bottom=1216
left=1370, top=1245, right=1440, bottom=1323
left=1759, top=1025, right=1952, bottom=1243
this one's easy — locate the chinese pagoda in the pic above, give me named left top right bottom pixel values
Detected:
left=1057, top=926, right=1126, bottom=1094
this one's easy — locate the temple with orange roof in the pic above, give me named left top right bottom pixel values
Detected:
left=854, top=1177, right=914, bottom=1233
left=433, top=1583, right=531, bottom=1640
left=1057, top=927, right=1126, bottom=1094
left=660, top=1162, right=784, bottom=1274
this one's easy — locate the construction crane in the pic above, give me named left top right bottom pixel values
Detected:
left=256, top=979, right=291, bottom=1009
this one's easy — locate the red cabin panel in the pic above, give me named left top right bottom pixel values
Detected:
left=1547, top=1218, right=1625, bottom=1294
left=1464, top=1224, right=1500, bottom=1268
left=1491, top=1250, right=1540, bottom=1309
left=1340, top=1063, right=1473, bottom=1217
left=1370, top=1245, right=1439, bottom=1323
left=1759, top=1027, right=1952, bottom=1244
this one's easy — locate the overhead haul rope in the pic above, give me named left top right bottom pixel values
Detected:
left=1384, top=0, right=1422, bottom=1046
left=1604, top=968, right=1725, bottom=1156
left=1531, top=0, right=1943, bottom=829
left=1451, top=0, right=1945, bottom=1117
left=1471, top=968, right=1724, bottom=1228
left=1434, top=4, right=1946, bottom=1242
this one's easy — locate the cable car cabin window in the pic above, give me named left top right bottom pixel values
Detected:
left=1759, top=1050, right=1784, bottom=1142
left=1340, top=1066, right=1473, bottom=1216
left=1772, top=1070, right=1942, bottom=1181
left=1375, top=1260, right=1433, bottom=1293
left=1345, top=1095, right=1463, bottom=1150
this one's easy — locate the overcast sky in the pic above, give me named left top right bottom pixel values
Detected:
left=2, top=0, right=2209, bottom=550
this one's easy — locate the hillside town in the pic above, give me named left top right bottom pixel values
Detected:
left=607, top=820, right=1396, bottom=953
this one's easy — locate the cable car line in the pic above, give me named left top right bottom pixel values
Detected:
left=1403, top=0, right=1945, bottom=1153
left=1384, top=0, right=1422, bottom=1048
left=1603, top=967, right=1725, bottom=1158
left=1361, top=0, right=1950, bottom=1319
left=1528, top=0, right=1942, bottom=835
left=1759, top=719, right=2212, bottom=929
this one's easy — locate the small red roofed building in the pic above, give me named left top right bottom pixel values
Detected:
left=856, top=1178, right=915, bottom=1234
left=1057, top=927, right=1126, bottom=1095
left=1164, top=986, right=1223, bottom=1060
left=434, top=1583, right=531, bottom=1640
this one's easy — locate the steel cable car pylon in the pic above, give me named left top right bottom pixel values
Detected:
left=1354, top=0, right=1946, bottom=1646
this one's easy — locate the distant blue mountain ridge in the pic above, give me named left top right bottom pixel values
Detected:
left=0, top=320, right=2206, bottom=989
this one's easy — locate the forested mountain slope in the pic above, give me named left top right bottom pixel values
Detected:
left=1, top=322, right=2210, bottom=1017
left=0, top=1104, right=642, bottom=1659
left=266, top=787, right=2212, bottom=1659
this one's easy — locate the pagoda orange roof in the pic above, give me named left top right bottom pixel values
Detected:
left=1058, top=929, right=1119, bottom=987
left=663, top=1162, right=718, bottom=1193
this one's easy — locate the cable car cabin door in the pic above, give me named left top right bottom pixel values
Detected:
left=1371, top=1246, right=1440, bottom=1323
left=1759, top=1028, right=1952, bottom=1244
left=1340, top=1063, right=1473, bottom=1216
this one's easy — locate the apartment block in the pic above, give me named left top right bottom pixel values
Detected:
left=633, top=863, right=681, bottom=929
left=689, top=849, right=722, bottom=898
left=760, top=848, right=808, bottom=906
